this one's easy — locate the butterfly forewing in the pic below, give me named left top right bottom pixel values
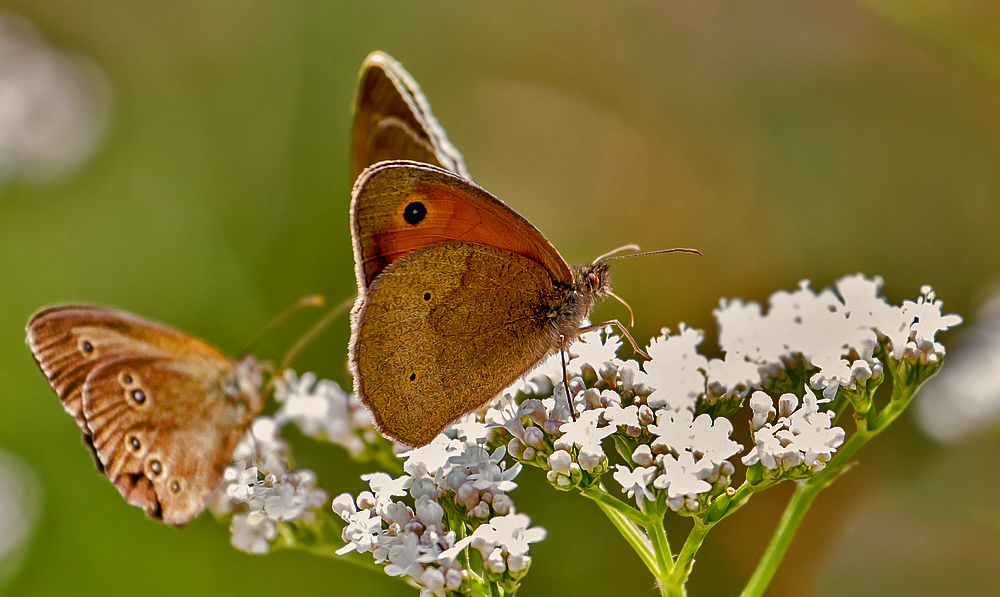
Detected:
left=27, top=306, right=221, bottom=429
left=351, top=51, right=468, bottom=182
left=26, top=305, right=263, bottom=525
left=351, top=161, right=573, bottom=289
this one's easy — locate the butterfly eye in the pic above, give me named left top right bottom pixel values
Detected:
left=588, top=272, right=598, bottom=284
left=403, top=201, right=427, bottom=225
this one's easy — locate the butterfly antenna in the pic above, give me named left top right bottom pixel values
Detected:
left=606, top=289, right=636, bottom=328
left=591, top=244, right=641, bottom=264
left=241, top=295, right=326, bottom=357
left=598, top=247, right=703, bottom=263
left=280, top=295, right=355, bottom=371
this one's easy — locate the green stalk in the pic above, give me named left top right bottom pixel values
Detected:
left=660, top=519, right=714, bottom=597
left=738, top=480, right=820, bottom=597
left=581, top=484, right=653, bottom=525
left=647, top=505, right=675, bottom=572
left=589, top=492, right=659, bottom=576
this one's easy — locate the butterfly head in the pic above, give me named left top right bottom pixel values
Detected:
left=578, top=260, right=612, bottom=301
left=222, top=355, right=265, bottom=414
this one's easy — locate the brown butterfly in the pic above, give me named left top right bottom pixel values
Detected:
left=26, top=305, right=264, bottom=525
left=347, top=57, right=699, bottom=448
left=351, top=51, right=469, bottom=182
left=347, top=161, right=673, bottom=448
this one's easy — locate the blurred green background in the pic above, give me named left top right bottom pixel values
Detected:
left=2, top=1, right=999, bottom=595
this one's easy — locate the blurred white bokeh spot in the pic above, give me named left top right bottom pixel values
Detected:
left=0, top=450, right=42, bottom=585
left=915, top=286, right=1000, bottom=442
left=0, top=10, right=110, bottom=185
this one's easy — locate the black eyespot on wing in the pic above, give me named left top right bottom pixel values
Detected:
left=409, top=372, right=417, bottom=382
left=149, top=460, right=162, bottom=476
left=129, top=436, right=141, bottom=451
left=170, top=480, right=180, bottom=493
left=403, top=201, right=426, bottom=225
left=423, top=292, right=432, bottom=301
left=81, top=340, right=94, bottom=354
left=131, top=388, right=146, bottom=404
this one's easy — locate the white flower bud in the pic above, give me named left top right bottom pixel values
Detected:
left=456, top=483, right=479, bottom=509
left=632, top=444, right=654, bottom=466
left=578, top=447, right=604, bottom=472
left=419, top=568, right=445, bottom=596
left=749, top=392, right=776, bottom=431
left=507, top=437, right=525, bottom=459
left=547, top=450, right=573, bottom=475
left=777, top=393, right=798, bottom=418
left=638, top=404, right=655, bottom=426
left=850, top=359, right=872, bottom=383
left=508, top=553, right=531, bottom=573
left=492, top=493, right=513, bottom=515
left=415, top=495, right=445, bottom=530
left=331, top=493, right=356, bottom=517
left=356, top=491, right=376, bottom=510
left=444, top=567, right=464, bottom=589
left=582, top=388, right=602, bottom=408
left=485, top=548, right=507, bottom=573
left=523, top=426, right=545, bottom=448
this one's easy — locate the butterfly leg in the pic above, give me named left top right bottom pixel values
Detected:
left=578, top=320, right=651, bottom=360
left=558, top=335, right=577, bottom=421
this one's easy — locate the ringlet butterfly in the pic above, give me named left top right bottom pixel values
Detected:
left=26, top=305, right=265, bottom=525
left=347, top=53, right=698, bottom=447
left=348, top=161, right=692, bottom=447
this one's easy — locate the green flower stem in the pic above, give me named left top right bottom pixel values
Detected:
left=740, top=361, right=928, bottom=597
left=873, top=360, right=919, bottom=432
left=739, top=480, right=821, bottom=597
left=581, top=484, right=651, bottom=526
left=740, top=424, right=875, bottom=596
left=586, top=489, right=659, bottom=576
left=646, top=500, right=675, bottom=572
left=661, top=519, right=714, bottom=597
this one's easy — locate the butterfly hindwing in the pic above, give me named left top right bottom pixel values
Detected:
left=351, top=241, right=563, bottom=446
left=26, top=305, right=263, bottom=525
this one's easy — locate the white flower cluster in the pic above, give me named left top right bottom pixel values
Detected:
left=742, top=388, right=846, bottom=473
left=333, top=429, right=537, bottom=595
left=219, top=417, right=328, bottom=554
left=273, top=370, right=377, bottom=456
left=491, top=327, right=742, bottom=513
left=713, top=275, right=962, bottom=400
left=488, top=275, right=959, bottom=514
